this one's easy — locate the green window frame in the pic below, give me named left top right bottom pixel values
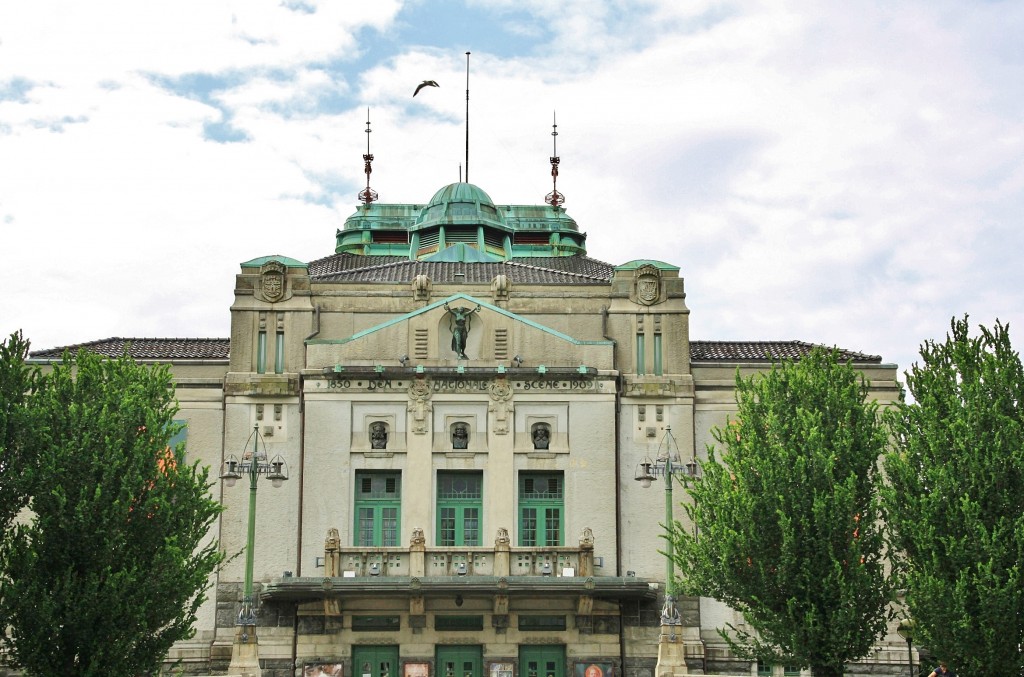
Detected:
left=518, top=473, right=563, bottom=546
left=274, top=330, right=284, bottom=374
left=437, top=472, right=483, bottom=546
left=757, top=662, right=800, bottom=676
left=354, top=472, right=401, bottom=547
left=168, top=419, right=188, bottom=462
left=636, top=332, right=646, bottom=375
left=653, top=332, right=663, bottom=375
left=256, top=330, right=267, bottom=374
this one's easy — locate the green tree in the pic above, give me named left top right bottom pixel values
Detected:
left=0, top=347, right=224, bottom=677
left=883, top=317, right=1024, bottom=676
left=0, top=331, right=42, bottom=531
left=672, top=347, right=894, bottom=677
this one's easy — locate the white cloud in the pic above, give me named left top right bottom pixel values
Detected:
left=1, top=0, right=1022, bottom=378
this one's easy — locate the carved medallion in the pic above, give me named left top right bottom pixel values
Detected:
left=259, top=261, right=287, bottom=303
left=636, top=264, right=661, bottom=306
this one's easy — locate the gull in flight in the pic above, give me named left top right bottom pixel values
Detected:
left=414, top=80, right=439, bottom=97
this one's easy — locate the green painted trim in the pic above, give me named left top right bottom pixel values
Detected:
left=614, top=259, right=680, bottom=272
left=240, top=254, right=309, bottom=269
left=307, top=293, right=615, bottom=347
left=257, top=331, right=267, bottom=374
left=422, top=242, right=500, bottom=262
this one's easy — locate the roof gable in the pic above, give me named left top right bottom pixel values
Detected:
left=307, top=293, right=613, bottom=348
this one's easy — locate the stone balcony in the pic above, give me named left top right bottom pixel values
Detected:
left=262, top=527, right=654, bottom=605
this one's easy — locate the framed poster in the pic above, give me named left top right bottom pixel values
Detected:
left=575, top=663, right=614, bottom=677
left=305, top=664, right=344, bottom=677
left=405, top=663, right=430, bottom=677
left=490, top=662, right=514, bottom=677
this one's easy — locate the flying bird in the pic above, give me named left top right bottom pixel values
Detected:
left=413, top=80, right=439, bottom=97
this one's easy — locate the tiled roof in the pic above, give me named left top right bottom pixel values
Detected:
left=690, top=340, right=882, bottom=363
left=29, top=338, right=230, bottom=361
left=308, top=253, right=406, bottom=277
left=308, top=254, right=614, bottom=283
left=28, top=338, right=881, bottom=365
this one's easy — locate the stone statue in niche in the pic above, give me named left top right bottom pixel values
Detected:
left=443, top=302, right=481, bottom=360
left=369, top=421, right=388, bottom=449
left=532, top=423, right=551, bottom=450
left=451, top=423, right=469, bottom=449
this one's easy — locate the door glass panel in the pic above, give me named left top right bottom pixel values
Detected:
left=382, top=507, right=398, bottom=547
left=358, top=508, right=375, bottom=546
left=522, top=508, right=537, bottom=546
left=545, top=508, right=560, bottom=545
left=440, top=508, right=456, bottom=546
left=464, top=507, right=479, bottom=545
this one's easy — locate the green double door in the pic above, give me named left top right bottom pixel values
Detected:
left=437, top=646, right=483, bottom=677
left=520, top=646, right=565, bottom=677
left=354, top=646, right=399, bottom=677
left=355, top=644, right=564, bottom=677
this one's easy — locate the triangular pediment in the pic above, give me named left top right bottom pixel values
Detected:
left=306, top=294, right=613, bottom=370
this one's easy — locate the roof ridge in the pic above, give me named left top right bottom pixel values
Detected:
left=312, top=258, right=420, bottom=279
left=504, top=259, right=608, bottom=281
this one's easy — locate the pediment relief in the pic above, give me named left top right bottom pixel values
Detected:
left=306, top=294, right=614, bottom=370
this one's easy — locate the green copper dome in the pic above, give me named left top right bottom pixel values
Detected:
left=427, top=182, right=496, bottom=208
left=414, top=182, right=507, bottom=231
left=337, top=181, right=586, bottom=259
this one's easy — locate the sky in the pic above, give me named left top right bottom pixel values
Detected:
left=2, top=0, right=1023, bottom=383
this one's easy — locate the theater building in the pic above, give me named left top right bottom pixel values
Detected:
left=30, top=168, right=903, bottom=677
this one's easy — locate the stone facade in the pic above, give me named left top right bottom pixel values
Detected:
left=28, top=181, right=910, bottom=677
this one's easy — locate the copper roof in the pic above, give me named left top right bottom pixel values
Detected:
left=308, top=254, right=614, bottom=283
left=29, top=338, right=230, bottom=361
left=689, top=340, right=882, bottom=363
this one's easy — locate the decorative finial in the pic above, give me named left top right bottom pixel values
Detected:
left=545, top=111, right=565, bottom=207
left=358, top=108, right=378, bottom=205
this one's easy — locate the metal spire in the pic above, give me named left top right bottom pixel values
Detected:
left=358, top=108, right=378, bottom=205
left=465, top=51, right=471, bottom=184
left=545, top=111, right=565, bottom=207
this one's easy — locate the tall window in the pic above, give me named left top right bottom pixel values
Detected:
left=354, top=472, right=401, bottom=546
left=518, top=473, right=563, bottom=546
left=437, top=472, right=482, bottom=546
left=274, top=330, right=284, bottom=374
left=653, top=332, right=663, bottom=375
left=168, top=419, right=188, bottom=462
left=636, top=332, right=646, bottom=375
left=256, top=330, right=267, bottom=373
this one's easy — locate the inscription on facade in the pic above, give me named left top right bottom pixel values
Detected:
left=322, top=377, right=597, bottom=392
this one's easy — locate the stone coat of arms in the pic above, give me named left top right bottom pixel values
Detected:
left=635, top=264, right=662, bottom=306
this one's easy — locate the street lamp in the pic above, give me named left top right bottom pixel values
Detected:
left=221, top=424, right=289, bottom=637
left=634, top=426, right=700, bottom=626
left=897, top=619, right=915, bottom=677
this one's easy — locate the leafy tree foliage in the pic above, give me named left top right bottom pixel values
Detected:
left=672, top=347, right=894, bottom=677
left=0, top=347, right=224, bottom=677
left=883, top=317, right=1024, bottom=677
left=0, top=331, right=41, bottom=529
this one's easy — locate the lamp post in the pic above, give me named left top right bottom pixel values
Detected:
left=634, top=426, right=700, bottom=625
left=897, top=619, right=915, bottom=677
left=221, top=424, right=288, bottom=676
